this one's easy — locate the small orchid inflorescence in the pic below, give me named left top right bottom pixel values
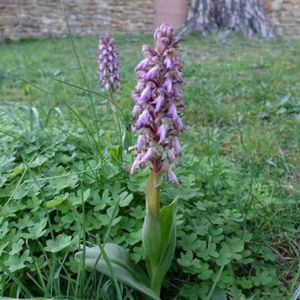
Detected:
left=131, top=23, right=185, bottom=185
left=97, top=34, right=121, bottom=92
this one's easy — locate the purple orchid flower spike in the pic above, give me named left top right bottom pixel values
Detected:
left=97, top=34, right=121, bottom=92
left=76, top=24, right=184, bottom=300
left=131, top=23, right=185, bottom=185
left=129, top=23, right=186, bottom=297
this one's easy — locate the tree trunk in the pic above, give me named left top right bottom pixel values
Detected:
left=176, top=0, right=273, bottom=39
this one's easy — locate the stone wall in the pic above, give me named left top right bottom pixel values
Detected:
left=0, top=0, right=299, bottom=40
left=265, top=0, right=300, bottom=36
left=0, top=0, right=154, bottom=41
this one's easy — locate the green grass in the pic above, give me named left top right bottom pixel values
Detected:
left=0, top=33, right=300, bottom=299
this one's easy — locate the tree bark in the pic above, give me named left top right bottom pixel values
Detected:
left=176, top=0, right=273, bottom=39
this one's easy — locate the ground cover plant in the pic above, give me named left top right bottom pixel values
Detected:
left=0, top=31, right=300, bottom=299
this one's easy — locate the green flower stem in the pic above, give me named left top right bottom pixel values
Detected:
left=143, top=171, right=163, bottom=295
left=150, top=272, right=163, bottom=296
left=145, top=171, right=162, bottom=216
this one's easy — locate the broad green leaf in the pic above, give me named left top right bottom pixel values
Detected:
left=177, top=251, right=197, bottom=267
left=119, top=191, right=133, bottom=207
left=216, top=239, right=244, bottom=266
left=216, top=245, right=232, bottom=266
left=11, top=181, right=41, bottom=201
left=29, top=155, right=48, bottom=168
left=75, top=244, right=160, bottom=300
left=25, top=218, right=47, bottom=239
left=102, top=189, right=111, bottom=203
left=49, top=174, right=78, bottom=191
left=151, top=198, right=178, bottom=293
left=229, top=238, right=244, bottom=253
left=253, top=270, right=274, bottom=286
left=207, top=242, right=219, bottom=258
left=4, top=249, right=32, bottom=272
left=9, top=239, right=24, bottom=255
left=0, top=241, right=9, bottom=255
left=46, top=193, right=68, bottom=208
left=5, top=200, right=24, bottom=214
left=142, top=211, right=162, bottom=269
left=26, top=196, right=43, bottom=212
left=197, top=263, right=213, bottom=280
left=211, top=289, right=227, bottom=300
left=45, top=234, right=72, bottom=253
left=160, top=198, right=178, bottom=254
left=16, top=215, right=31, bottom=230
left=0, top=175, right=7, bottom=188
left=28, top=226, right=47, bottom=239
left=0, top=221, right=9, bottom=239
left=83, top=188, right=91, bottom=201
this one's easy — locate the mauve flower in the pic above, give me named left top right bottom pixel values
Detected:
left=146, top=65, right=160, bottom=80
left=167, top=104, right=178, bottom=120
left=132, top=105, right=141, bottom=117
left=97, top=34, right=120, bottom=92
left=163, top=78, right=172, bottom=93
left=135, top=109, right=152, bottom=129
left=167, top=169, right=179, bottom=187
left=137, top=135, right=146, bottom=151
left=131, top=23, right=185, bottom=184
left=171, top=137, right=181, bottom=155
left=153, top=95, right=165, bottom=112
left=139, top=148, right=155, bottom=166
left=157, top=124, right=168, bottom=144
left=136, top=58, right=149, bottom=71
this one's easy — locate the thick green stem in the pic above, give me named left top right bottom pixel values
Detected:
left=150, top=274, right=163, bottom=296
left=143, top=171, right=163, bottom=296
left=145, top=171, right=162, bottom=216
left=143, top=172, right=177, bottom=297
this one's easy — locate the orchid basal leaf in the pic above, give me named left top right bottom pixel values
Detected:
left=75, top=243, right=161, bottom=300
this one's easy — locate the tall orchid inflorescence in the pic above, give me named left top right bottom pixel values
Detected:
left=97, top=34, right=121, bottom=92
left=131, top=23, right=185, bottom=186
left=131, top=24, right=184, bottom=294
left=76, top=24, right=183, bottom=300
